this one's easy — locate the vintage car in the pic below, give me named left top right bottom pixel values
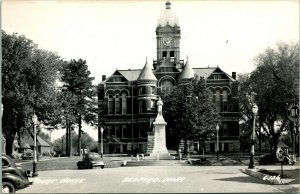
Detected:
left=77, top=152, right=105, bottom=169
left=2, top=154, right=31, bottom=193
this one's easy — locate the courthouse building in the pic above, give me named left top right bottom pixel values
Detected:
left=98, top=1, right=240, bottom=154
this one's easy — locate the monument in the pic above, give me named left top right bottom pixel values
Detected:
left=149, top=97, right=175, bottom=160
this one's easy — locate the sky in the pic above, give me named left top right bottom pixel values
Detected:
left=2, top=0, right=299, bottom=141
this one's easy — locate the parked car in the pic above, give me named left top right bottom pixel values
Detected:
left=2, top=154, right=31, bottom=193
left=77, top=152, right=105, bottom=169
left=22, top=151, right=33, bottom=160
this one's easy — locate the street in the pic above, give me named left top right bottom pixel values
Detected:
left=17, top=165, right=299, bottom=193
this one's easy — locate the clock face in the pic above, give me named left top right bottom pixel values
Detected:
left=163, top=36, right=173, bottom=46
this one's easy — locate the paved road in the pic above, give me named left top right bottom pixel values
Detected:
left=17, top=165, right=298, bottom=193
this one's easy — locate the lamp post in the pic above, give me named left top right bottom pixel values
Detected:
left=100, top=127, right=104, bottom=158
left=32, top=113, right=38, bottom=177
left=249, top=104, right=258, bottom=169
left=216, top=124, right=219, bottom=160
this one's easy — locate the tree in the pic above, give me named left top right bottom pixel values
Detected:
left=249, top=42, right=299, bottom=154
left=52, top=132, right=95, bottom=156
left=162, top=76, right=220, bottom=154
left=60, top=59, right=97, bottom=155
left=2, top=31, right=63, bottom=156
left=104, top=136, right=120, bottom=153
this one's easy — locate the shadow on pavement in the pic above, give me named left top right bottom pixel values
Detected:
left=214, top=176, right=266, bottom=185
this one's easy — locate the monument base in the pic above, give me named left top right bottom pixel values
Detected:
left=147, top=153, right=175, bottom=160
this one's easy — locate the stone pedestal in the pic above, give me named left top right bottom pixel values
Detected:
left=148, top=114, right=175, bottom=160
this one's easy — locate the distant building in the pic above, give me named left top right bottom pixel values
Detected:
left=98, top=1, right=239, bottom=154
left=12, top=131, right=51, bottom=157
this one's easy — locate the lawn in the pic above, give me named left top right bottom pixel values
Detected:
left=18, top=156, right=125, bottom=172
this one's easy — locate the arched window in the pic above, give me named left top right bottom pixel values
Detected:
left=115, top=94, right=120, bottom=114
left=208, top=89, right=213, bottom=102
left=121, top=93, right=127, bottom=114
left=222, top=90, right=228, bottom=112
left=161, top=80, right=174, bottom=94
left=215, top=90, right=221, bottom=112
left=108, top=93, right=114, bottom=114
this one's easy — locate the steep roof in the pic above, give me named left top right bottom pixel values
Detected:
left=137, top=59, right=157, bottom=81
left=193, top=67, right=217, bottom=79
left=37, top=136, right=50, bottom=147
left=118, top=69, right=142, bottom=81
left=178, top=59, right=195, bottom=80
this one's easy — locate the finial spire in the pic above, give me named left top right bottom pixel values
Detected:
left=166, top=1, right=171, bottom=9
left=186, top=55, right=189, bottom=62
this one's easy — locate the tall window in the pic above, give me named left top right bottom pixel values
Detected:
left=222, top=90, right=228, bottom=112
left=115, top=125, right=121, bottom=138
left=122, top=124, right=127, bottom=138
left=139, top=101, right=143, bottom=113
left=170, top=51, right=174, bottom=57
left=109, top=125, right=115, bottom=136
left=108, top=94, right=114, bottom=114
left=208, top=90, right=213, bottom=102
left=223, top=123, right=228, bottom=136
left=162, top=51, right=167, bottom=58
left=115, top=94, right=120, bottom=114
left=121, top=93, right=127, bottom=114
left=215, top=90, right=221, bottom=112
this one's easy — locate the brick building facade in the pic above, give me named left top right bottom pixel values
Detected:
left=98, top=1, right=240, bottom=154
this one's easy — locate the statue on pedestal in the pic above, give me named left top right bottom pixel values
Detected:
left=157, top=97, right=163, bottom=115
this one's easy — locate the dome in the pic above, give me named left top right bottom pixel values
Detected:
left=157, top=1, right=179, bottom=27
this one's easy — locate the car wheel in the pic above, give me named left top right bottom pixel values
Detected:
left=89, top=164, right=93, bottom=169
left=2, top=182, right=15, bottom=194
left=101, top=165, right=104, bottom=169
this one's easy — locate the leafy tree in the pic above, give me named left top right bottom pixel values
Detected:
left=2, top=31, right=63, bottom=156
left=60, top=59, right=97, bottom=155
left=104, top=136, right=120, bottom=153
left=52, top=131, right=95, bottom=156
left=249, top=42, right=299, bottom=154
left=162, top=76, right=220, bottom=154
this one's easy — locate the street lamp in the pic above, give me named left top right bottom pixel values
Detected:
left=32, top=113, right=38, bottom=177
left=100, top=127, right=104, bottom=158
left=216, top=124, right=219, bottom=160
left=249, top=104, right=258, bottom=169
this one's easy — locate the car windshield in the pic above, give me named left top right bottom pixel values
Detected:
left=88, top=152, right=101, bottom=159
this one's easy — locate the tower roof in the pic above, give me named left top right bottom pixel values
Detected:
left=157, top=1, right=179, bottom=27
left=137, top=58, right=157, bottom=81
left=178, top=57, right=195, bottom=80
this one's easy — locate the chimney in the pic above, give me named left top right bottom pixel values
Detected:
left=232, top=72, right=236, bottom=80
left=102, top=75, right=106, bottom=81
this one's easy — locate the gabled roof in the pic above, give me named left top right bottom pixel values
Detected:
left=207, top=67, right=236, bottom=81
left=193, top=67, right=217, bottom=79
left=118, top=69, right=142, bottom=81
left=20, top=130, right=50, bottom=147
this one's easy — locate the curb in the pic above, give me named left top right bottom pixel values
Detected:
left=243, top=168, right=295, bottom=185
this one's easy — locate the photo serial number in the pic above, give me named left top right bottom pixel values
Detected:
left=122, top=177, right=186, bottom=184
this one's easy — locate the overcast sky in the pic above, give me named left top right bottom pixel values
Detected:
left=3, top=0, right=299, bottom=140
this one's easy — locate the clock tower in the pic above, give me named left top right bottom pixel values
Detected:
left=156, top=1, right=181, bottom=69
